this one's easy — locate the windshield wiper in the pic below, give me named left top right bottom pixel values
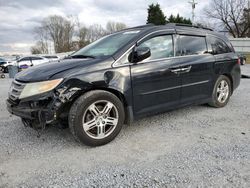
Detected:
left=70, top=54, right=95, bottom=59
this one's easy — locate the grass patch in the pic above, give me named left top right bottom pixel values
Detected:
left=246, top=54, right=250, bottom=64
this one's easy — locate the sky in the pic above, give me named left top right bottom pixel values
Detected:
left=0, top=0, right=210, bottom=55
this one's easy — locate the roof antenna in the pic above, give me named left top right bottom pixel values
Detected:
left=188, top=0, right=198, bottom=24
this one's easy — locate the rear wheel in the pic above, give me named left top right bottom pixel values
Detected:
left=4, top=67, right=9, bottom=73
left=241, top=59, right=246, bottom=65
left=69, top=90, right=125, bottom=146
left=209, top=75, right=231, bottom=108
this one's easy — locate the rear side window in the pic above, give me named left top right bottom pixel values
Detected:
left=209, top=36, right=232, bottom=54
left=19, top=57, right=30, bottom=61
left=176, top=35, right=207, bottom=56
left=138, top=35, right=174, bottom=61
left=44, top=56, right=58, bottom=59
left=31, top=57, right=43, bottom=60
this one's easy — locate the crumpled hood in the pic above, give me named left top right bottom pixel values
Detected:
left=15, top=58, right=113, bottom=82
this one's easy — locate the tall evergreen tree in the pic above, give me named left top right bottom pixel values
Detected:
left=147, top=3, right=167, bottom=25
left=168, top=14, right=192, bottom=25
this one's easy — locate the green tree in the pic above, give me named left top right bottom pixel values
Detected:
left=240, top=7, right=250, bottom=37
left=147, top=3, right=167, bottom=25
left=168, top=14, right=192, bottom=25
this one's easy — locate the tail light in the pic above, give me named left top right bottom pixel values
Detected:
left=237, top=58, right=241, bottom=65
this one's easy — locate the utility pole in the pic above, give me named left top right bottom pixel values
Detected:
left=248, top=0, right=250, bottom=37
left=188, top=0, right=198, bottom=24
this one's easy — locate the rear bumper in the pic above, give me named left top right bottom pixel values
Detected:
left=231, top=64, right=241, bottom=91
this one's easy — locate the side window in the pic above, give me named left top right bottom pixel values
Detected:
left=31, top=57, right=42, bottom=60
left=138, top=35, right=174, bottom=61
left=19, top=57, right=30, bottom=62
left=176, top=35, right=207, bottom=56
left=115, top=35, right=173, bottom=66
left=209, top=37, right=232, bottom=54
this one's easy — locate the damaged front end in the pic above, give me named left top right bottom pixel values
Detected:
left=6, top=79, right=82, bottom=130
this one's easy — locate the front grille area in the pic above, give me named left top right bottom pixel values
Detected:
left=8, top=80, right=26, bottom=101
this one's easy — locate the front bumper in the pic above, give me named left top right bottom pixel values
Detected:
left=7, top=99, right=36, bottom=120
left=6, top=97, right=60, bottom=129
left=6, top=79, right=84, bottom=129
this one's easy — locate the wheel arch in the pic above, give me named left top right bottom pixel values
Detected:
left=61, top=86, right=132, bottom=124
left=86, top=87, right=132, bottom=124
left=92, top=87, right=128, bottom=107
left=222, top=73, right=234, bottom=95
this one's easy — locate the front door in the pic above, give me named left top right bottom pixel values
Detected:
left=131, top=34, right=182, bottom=117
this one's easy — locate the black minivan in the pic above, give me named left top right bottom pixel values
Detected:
left=7, top=24, right=241, bottom=146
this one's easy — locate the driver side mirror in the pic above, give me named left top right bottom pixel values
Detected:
left=204, top=50, right=214, bottom=55
left=131, top=47, right=151, bottom=63
left=204, top=50, right=216, bottom=55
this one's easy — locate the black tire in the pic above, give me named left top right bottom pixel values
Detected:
left=208, top=75, right=232, bottom=108
left=4, top=67, right=9, bottom=73
left=241, top=59, right=246, bottom=65
left=69, top=90, right=125, bottom=146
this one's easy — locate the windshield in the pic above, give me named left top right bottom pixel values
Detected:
left=72, top=30, right=140, bottom=58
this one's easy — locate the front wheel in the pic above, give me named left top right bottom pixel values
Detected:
left=208, top=75, right=232, bottom=108
left=69, top=90, right=125, bottom=146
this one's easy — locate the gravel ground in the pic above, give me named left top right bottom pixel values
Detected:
left=242, top=64, right=250, bottom=77
left=0, top=65, right=250, bottom=187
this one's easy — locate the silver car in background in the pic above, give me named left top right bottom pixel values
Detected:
left=15, top=56, right=50, bottom=68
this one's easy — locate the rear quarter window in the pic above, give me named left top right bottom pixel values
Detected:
left=208, top=36, right=232, bottom=54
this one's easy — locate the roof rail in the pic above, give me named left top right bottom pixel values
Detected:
left=166, top=23, right=213, bottom=31
left=129, top=24, right=155, bottom=29
left=120, top=24, right=155, bottom=32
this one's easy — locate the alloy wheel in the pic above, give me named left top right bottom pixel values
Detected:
left=216, top=80, right=229, bottom=103
left=243, top=59, right=246, bottom=65
left=82, top=100, right=119, bottom=139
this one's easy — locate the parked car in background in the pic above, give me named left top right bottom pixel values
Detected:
left=0, top=57, right=6, bottom=63
left=7, top=24, right=241, bottom=146
left=42, top=55, right=60, bottom=62
left=0, top=57, right=10, bottom=73
left=238, top=53, right=246, bottom=65
left=16, top=56, right=50, bottom=68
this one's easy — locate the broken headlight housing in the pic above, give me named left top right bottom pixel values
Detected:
left=19, top=78, right=63, bottom=99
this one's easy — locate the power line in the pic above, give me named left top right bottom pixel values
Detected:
left=188, top=0, right=198, bottom=24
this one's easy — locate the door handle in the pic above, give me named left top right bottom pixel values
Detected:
left=180, top=66, right=192, bottom=73
left=170, top=68, right=182, bottom=74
